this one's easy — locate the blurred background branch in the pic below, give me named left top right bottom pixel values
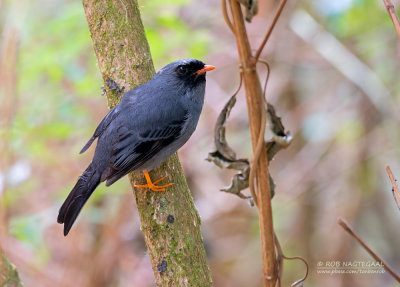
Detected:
left=382, top=0, right=400, bottom=39
left=338, top=218, right=400, bottom=283
left=386, top=166, right=400, bottom=210
left=290, top=10, right=392, bottom=118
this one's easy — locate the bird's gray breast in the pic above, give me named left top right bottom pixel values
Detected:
left=142, top=87, right=205, bottom=170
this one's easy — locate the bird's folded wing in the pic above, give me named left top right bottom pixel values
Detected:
left=101, top=114, right=188, bottom=185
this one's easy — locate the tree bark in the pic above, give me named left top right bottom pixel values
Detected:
left=81, top=0, right=212, bottom=286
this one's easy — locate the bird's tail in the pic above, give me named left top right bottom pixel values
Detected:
left=57, top=163, right=100, bottom=236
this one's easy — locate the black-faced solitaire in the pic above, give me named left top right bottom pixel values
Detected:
left=57, top=59, right=215, bottom=236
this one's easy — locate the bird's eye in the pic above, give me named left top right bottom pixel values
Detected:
left=177, top=66, right=188, bottom=75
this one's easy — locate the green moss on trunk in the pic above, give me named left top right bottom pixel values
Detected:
left=81, top=0, right=212, bottom=285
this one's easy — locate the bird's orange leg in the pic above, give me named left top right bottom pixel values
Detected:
left=134, top=170, right=173, bottom=192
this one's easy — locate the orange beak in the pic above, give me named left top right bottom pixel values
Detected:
left=196, top=65, right=215, bottom=75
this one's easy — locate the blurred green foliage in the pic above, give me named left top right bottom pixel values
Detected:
left=317, top=0, right=398, bottom=85
left=139, top=0, right=210, bottom=66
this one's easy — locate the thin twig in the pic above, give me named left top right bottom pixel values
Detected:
left=222, top=0, right=234, bottom=33
left=248, top=60, right=271, bottom=207
left=252, top=0, right=288, bottom=65
left=386, top=165, right=400, bottom=210
left=338, top=217, right=400, bottom=283
left=285, top=256, right=308, bottom=287
left=228, top=0, right=276, bottom=285
left=382, top=0, right=400, bottom=39
left=234, top=71, right=260, bottom=204
left=233, top=70, right=243, bottom=97
left=274, top=232, right=283, bottom=287
left=274, top=232, right=309, bottom=287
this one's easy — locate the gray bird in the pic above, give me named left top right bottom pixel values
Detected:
left=57, top=59, right=215, bottom=236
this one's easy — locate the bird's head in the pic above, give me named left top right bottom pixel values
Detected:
left=155, top=59, right=215, bottom=93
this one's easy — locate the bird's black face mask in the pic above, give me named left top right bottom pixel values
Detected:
left=175, top=60, right=215, bottom=87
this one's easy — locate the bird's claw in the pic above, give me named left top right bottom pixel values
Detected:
left=134, top=170, right=174, bottom=192
left=134, top=182, right=173, bottom=192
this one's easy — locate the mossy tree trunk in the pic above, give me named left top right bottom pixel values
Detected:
left=81, top=0, right=212, bottom=286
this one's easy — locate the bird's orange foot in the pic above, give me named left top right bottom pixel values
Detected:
left=134, top=170, right=173, bottom=192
